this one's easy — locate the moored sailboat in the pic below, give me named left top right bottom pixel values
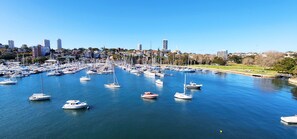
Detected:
left=29, top=74, right=51, bottom=101
left=174, top=74, right=192, bottom=100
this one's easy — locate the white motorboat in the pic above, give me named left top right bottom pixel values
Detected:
left=80, top=76, right=91, bottom=81
left=182, top=68, right=196, bottom=73
left=144, top=70, right=155, bottom=78
left=29, top=93, right=51, bottom=101
left=63, top=70, right=75, bottom=74
left=174, top=74, right=193, bottom=100
left=281, top=115, right=297, bottom=124
left=155, top=79, right=163, bottom=86
left=185, top=82, right=202, bottom=89
left=62, top=100, right=89, bottom=110
left=86, top=70, right=97, bottom=75
left=47, top=70, right=63, bottom=76
left=105, top=65, right=121, bottom=88
left=0, top=78, right=17, bottom=85
left=141, top=92, right=159, bottom=99
left=156, top=72, right=165, bottom=78
left=29, top=74, right=51, bottom=101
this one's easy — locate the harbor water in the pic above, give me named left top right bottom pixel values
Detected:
left=1, top=68, right=297, bottom=138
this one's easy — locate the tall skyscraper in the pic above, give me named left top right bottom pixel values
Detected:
left=137, top=44, right=142, bottom=50
left=163, top=39, right=168, bottom=50
left=44, top=39, right=50, bottom=48
left=8, top=40, right=14, bottom=48
left=57, top=39, right=62, bottom=50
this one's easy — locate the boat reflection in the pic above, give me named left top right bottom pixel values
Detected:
left=141, top=98, right=157, bottom=103
left=63, top=108, right=89, bottom=116
left=254, top=78, right=288, bottom=93
left=29, top=99, right=51, bottom=104
left=290, top=87, right=297, bottom=100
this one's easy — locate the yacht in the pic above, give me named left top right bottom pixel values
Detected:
left=174, top=74, right=193, bottom=100
left=29, top=93, right=51, bottom=101
left=104, top=65, right=121, bottom=88
left=105, top=83, right=120, bottom=88
left=185, top=82, right=202, bottom=89
left=144, top=70, right=155, bottom=78
left=0, top=78, right=17, bottom=85
left=281, top=115, right=297, bottom=124
left=80, top=76, right=91, bottom=81
left=62, top=100, right=89, bottom=110
left=86, top=70, right=97, bottom=75
left=47, top=70, right=63, bottom=76
left=29, top=74, right=51, bottom=101
left=155, top=79, right=163, bottom=86
left=174, top=92, right=192, bottom=100
left=141, top=92, right=159, bottom=99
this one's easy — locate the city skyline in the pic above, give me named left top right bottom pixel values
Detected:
left=0, top=0, right=296, bottom=53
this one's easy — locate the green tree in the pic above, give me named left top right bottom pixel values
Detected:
left=273, top=58, right=296, bottom=74
left=229, top=55, right=242, bottom=64
left=213, top=57, right=226, bottom=65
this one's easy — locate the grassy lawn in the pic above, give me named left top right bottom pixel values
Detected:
left=190, top=63, right=278, bottom=77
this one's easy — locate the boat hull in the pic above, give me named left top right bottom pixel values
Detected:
left=62, top=104, right=88, bottom=110
left=185, top=86, right=202, bottom=89
left=29, top=94, right=51, bottom=101
left=174, top=92, right=192, bottom=100
left=141, top=94, right=158, bottom=99
left=104, top=84, right=121, bottom=88
left=281, top=116, right=297, bottom=124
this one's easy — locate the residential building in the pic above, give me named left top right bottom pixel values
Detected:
left=138, top=44, right=142, bottom=50
left=57, top=39, right=62, bottom=50
left=163, top=39, right=168, bottom=50
left=44, top=39, right=50, bottom=49
left=8, top=40, right=14, bottom=48
left=32, top=45, right=42, bottom=58
left=217, top=50, right=228, bottom=60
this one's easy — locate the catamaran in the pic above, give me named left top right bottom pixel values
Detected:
left=29, top=74, right=51, bottom=101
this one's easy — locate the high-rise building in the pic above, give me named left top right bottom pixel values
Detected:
left=217, top=50, right=228, bottom=60
left=32, top=45, right=42, bottom=58
left=8, top=40, right=14, bottom=48
left=57, top=39, right=62, bottom=50
left=44, top=39, right=50, bottom=49
left=138, top=44, right=142, bottom=50
left=163, top=39, right=168, bottom=50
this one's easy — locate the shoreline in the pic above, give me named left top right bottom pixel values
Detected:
left=190, top=66, right=276, bottom=78
left=288, top=78, right=297, bottom=86
left=160, top=64, right=277, bottom=78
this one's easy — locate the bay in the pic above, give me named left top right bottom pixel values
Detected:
left=1, top=68, right=297, bottom=139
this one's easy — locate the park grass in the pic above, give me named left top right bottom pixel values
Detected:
left=189, top=63, right=278, bottom=77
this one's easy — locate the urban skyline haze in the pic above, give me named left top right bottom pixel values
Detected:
left=0, top=0, right=296, bottom=54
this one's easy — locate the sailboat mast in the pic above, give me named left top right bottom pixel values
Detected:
left=41, top=74, right=44, bottom=94
left=113, top=65, right=116, bottom=84
left=184, top=74, right=186, bottom=94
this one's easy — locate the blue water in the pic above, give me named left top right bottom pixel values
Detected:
left=1, top=68, right=297, bottom=139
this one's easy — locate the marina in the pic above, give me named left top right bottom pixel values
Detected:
left=1, top=63, right=297, bottom=138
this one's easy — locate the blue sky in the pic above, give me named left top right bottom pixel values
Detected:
left=0, top=0, right=296, bottom=54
